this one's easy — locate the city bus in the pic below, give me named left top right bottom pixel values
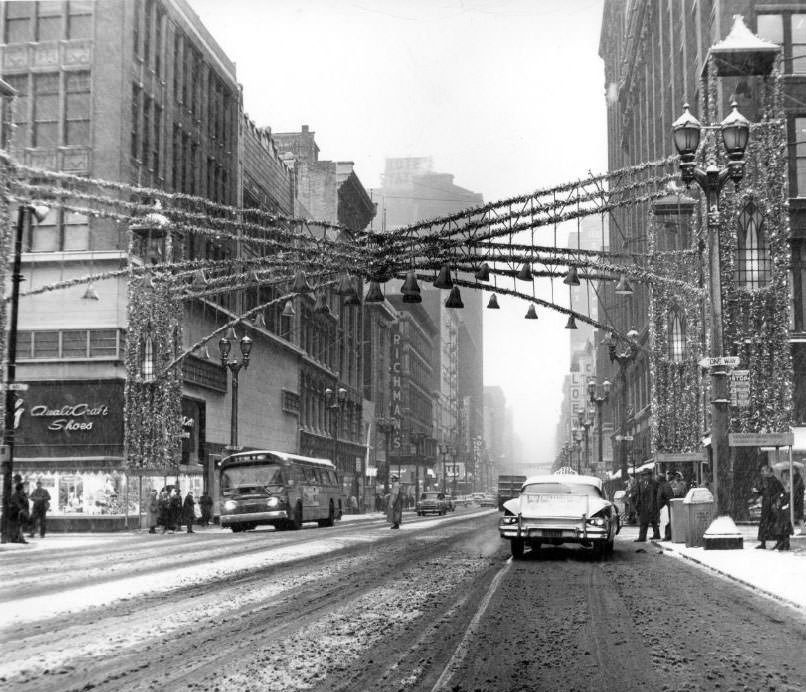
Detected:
left=217, top=450, right=344, bottom=532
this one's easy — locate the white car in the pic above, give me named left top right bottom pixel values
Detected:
left=499, top=474, right=620, bottom=559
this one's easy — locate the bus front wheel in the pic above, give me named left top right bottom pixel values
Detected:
left=288, top=501, right=303, bottom=530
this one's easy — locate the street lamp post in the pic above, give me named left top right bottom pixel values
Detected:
left=325, top=386, right=347, bottom=472
left=588, top=378, right=611, bottom=466
left=376, top=417, right=395, bottom=494
left=606, top=330, right=640, bottom=479
left=577, top=409, right=594, bottom=474
left=672, top=100, right=751, bottom=513
left=218, top=329, right=253, bottom=451
left=1, top=203, right=49, bottom=544
left=440, top=443, right=449, bottom=494
left=572, top=428, right=583, bottom=473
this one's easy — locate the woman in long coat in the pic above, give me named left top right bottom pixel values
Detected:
left=146, top=489, right=159, bottom=534
left=158, top=490, right=172, bottom=533
left=387, top=476, right=403, bottom=529
left=182, top=491, right=196, bottom=533
left=757, top=464, right=785, bottom=549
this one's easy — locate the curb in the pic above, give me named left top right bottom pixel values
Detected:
left=651, top=539, right=806, bottom=613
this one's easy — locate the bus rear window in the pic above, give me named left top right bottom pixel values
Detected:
left=221, top=465, right=285, bottom=494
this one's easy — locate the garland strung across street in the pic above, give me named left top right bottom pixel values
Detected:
left=0, top=145, right=741, bottom=470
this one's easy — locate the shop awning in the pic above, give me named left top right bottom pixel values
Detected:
left=627, top=460, right=656, bottom=475
left=760, top=427, right=806, bottom=452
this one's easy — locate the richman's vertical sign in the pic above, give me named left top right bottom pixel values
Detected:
left=390, top=324, right=403, bottom=453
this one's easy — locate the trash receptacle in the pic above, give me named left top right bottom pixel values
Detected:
left=683, top=487, right=714, bottom=548
left=669, top=498, right=686, bottom=543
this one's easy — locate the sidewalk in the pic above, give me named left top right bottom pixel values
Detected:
left=621, top=523, right=806, bottom=611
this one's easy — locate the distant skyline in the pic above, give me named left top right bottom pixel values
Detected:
left=188, top=0, right=608, bottom=462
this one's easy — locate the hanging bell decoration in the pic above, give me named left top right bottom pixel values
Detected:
left=292, top=269, right=312, bottom=293
left=282, top=299, right=296, bottom=317
left=475, top=262, right=490, bottom=281
left=400, top=270, right=421, bottom=297
left=336, top=274, right=354, bottom=296
left=516, top=262, right=533, bottom=281
left=313, top=291, right=331, bottom=315
left=433, top=264, right=453, bottom=289
left=344, top=281, right=362, bottom=306
left=445, top=286, right=464, bottom=309
left=565, top=314, right=578, bottom=329
left=82, top=283, right=100, bottom=300
left=249, top=269, right=261, bottom=284
left=487, top=293, right=500, bottom=309
left=365, top=280, right=385, bottom=303
left=190, top=269, right=208, bottom=290
left=226, top=325, right=239, bottom=342
left=614, top=272, right=634, bottom=295
left=254, top=312, right=267, bottom=328
left=525, top=304, right=538, bottom=320
left=563, top=265, right=580, bottom=286
left=403, top=291, right=422, bottom=304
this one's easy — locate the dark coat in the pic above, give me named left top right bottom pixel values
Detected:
left=170, top=493, right=182, bottom=522
left=758, top=474, right=785, bottom=541
left=793, top=470, right=805, bottom=523
left=633, top=476, right=658, bottom=523
left=158, top=495, right=172, bottom=528
left=146, top=494, right=159, bottom=527
left=182, top=494, right=196, bottom=524
left=656, top=479, right=673, bottom=510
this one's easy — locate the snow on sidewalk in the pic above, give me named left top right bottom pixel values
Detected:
left=651, top=524, right=806, bottom=611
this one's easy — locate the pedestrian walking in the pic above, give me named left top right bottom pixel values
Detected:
left=146, top=489, right=159, bottom=533
left=632, top=468, right=660, bottom=542
left=158, top=489, right=172, bottom=533
left=182, top=491, right=196, bottom=533
left=170, top=487, right=182, bottom=531
left=756, top=464, right=786, bottom=549
left=28, top=480, right=51, bottom=538
left=387, top=475, right=403, bottom=529
left=9, top=482, right=29, bottom=544
left=199, top=491, right=213, bottom=527
left=656, top=472, right=674, bottom=541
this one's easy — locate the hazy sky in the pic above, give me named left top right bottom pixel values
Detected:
left=189, top=0, right=608, bottom=462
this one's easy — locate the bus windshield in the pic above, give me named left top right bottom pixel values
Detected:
left=221, top=464, right=286, bottom=496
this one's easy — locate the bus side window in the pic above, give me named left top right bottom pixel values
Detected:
left=329, top=471, right=338, bottom=486
left=304, top=467, right=317, bottom=483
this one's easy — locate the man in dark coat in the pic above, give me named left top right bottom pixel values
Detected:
left=9, top=482, right=29, bottom=544
left=632, top=468, right=660, bottom=542
left=170, top=487, right=182, bottom=532
left=387, top=475, right=403, bottom=529
left=756, top=464, right=785, bottom=549
left=182, top=491, right=196, bottom=534
left=656, top=472, right=674, bottom=541
left=158, top=489, right=172, bottom=533
left=28, top=480, right=51, bottom=538
left=199, top=491, right=213, bottom=527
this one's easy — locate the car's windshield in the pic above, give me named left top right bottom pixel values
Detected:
left=522, top=482, right=602, bottom=498
left=420, top=492, right=442, bottom=500
left=221, top=465, right=285, bottom=495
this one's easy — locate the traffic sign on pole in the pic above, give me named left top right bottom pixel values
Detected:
left=698, top=356, right=740, bottom=368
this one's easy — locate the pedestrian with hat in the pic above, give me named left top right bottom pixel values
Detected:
left=387, top=475, right=403, bottom=529
left=633, top=467, right=660, bottom=542
left=28, top=480, right=51, bottom=538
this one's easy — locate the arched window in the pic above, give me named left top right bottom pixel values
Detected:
left=736, top=202, right=771, bottom=289
left=668, top=307, right=685, bottom=362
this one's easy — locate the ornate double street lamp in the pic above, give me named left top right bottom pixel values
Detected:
left=439, top=443, right=451, bottom=494
left=1, top=203, right=49, bottom=544
left=588, top=378, right=611, bottom=466
left=672, top=99, right=750, bottom=511
left=325, top=386, right=347, bottom=470
left=218, top=329, right=253, bottom=451
left=572, top=428, right=583, bottom=474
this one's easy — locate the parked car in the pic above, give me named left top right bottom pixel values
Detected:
left=499, top=474, right=620, bottom=559
left=416, top=491, right=448, bottom=516
left=480, top=493, right=498, bottom=508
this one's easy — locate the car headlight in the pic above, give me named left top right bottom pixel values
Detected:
left=501, top=514, right=518, bottom=525
left=266, top=497, right=279, bottom=508
left=586, top=516, right=605, bottom=527
left=223, top=500, right=237, bottom=512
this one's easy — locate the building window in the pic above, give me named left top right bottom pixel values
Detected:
left=736, top=202, right=771, bottom=289
left=33, top=331, right=60, bottom=359
left=28, top=203, right=88, bottom=252
left=67, top=0, right=93, bottom=40
left=131, top=84, right=140, bottom=160
left=2, top=74, right=29, bottom=148
left=5, top=2, right=32, bottom=43
left=33, top=73, right=59, bottom=148
left=668, top=307, right=686, bottom=362
left=64, top=71, right=90, bottom=146
left=36, top=1, right=62, bottom=42
left=794, top=117, right=806, bottom=196
left=757, top=12, right=806, bottom=74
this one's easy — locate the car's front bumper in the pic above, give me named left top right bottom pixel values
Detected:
left=221, top=510, right=288, bottom=526
left=499, top=517, right=609, bottom=541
